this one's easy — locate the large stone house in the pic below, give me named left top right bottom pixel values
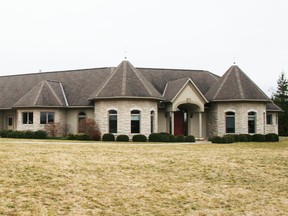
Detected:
left=0, top=60, right=281, bottom=139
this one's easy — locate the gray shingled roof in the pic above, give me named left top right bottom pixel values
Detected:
left=205, top=65, right=271, bottom=102
left=0, top=61, right=278, bottom=110
left=138, top=67, right=220, bottom=96
left=266, top=103, right=283, bottom=112
left=13, top=80, right=68, bottom=107
left=0, top=68, right=110, bottom=109
left=88, top=61, right=162, bottom=100
left=163, top=77, right=208, bottom=102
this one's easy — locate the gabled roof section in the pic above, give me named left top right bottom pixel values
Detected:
left=163, top=77, right=208, bottom=102
left=13, top=80, right=68, bottom=107
left=205, top=65, right=270, bottom=102
left=88, top=60, right=162, bottom=100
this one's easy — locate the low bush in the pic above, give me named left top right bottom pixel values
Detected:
left=252, top=134, right=266, bottom=142
left=33, top=130, right=48, bottom=139
left=176, top=135, right=185, bottom=142
left=0, top=130, right=47, bottom=139
left=67, top=133, right=90, bottom=140
left=185, top=135, right=196, bottom=142
left=149, top=133, right=161, bottom=142
left=265, top=133, right=279, bottom=142
left=102, top=133, right=115, bottom=141
left=222, top=135, right=234, bottom=144
left=231, top=134, right=240, bottom=142
left=239, top=134, right=248, bottom=142
left=132, top=134, right=147, bottom=142
left=160, top=133, right=170, bottom=142
left=169, top=135, right=176, bottom=142
left=211, top=136, right=222, bottom=143
left=116, top=134, right=129, bottom=142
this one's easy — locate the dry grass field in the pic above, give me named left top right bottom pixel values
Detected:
left=0, top=139, right=287, bottom=216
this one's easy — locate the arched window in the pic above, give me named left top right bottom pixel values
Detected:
left=78, top=112, right=86, bottom=133
left=150, top=110, right=155, bottom=133
left=225, top=112, right=235, bottom=133
left=131, top=110, right=140, bottom=133
left=248, top=112, right=256, bottom=133
left=109, top=110, right=117, bottom=133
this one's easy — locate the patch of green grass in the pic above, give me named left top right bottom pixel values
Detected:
left=0, top=140, right=287, bottom=215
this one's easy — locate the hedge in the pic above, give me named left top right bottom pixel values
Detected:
left=102, top=133, right=115, bottom=141
left=67, top=133, right=90, bottom=140
left=116, top=134, right=129, bottom=142
left=132, top=134, right=147, bottom=142
left=175, top=135, right=185, bottom=142
left=185, top=135, right=196, bottom=142
left=0, top=130, right=47, bottom=139
left=210, top=133, right=279, bottom=144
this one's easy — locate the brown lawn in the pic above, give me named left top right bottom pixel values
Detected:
left=0, top=139, right=287, bottom=215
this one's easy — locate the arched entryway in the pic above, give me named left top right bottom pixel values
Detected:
left=174, top=108, right=188, bottom=136
left=171, top=103, right=204, bottom=138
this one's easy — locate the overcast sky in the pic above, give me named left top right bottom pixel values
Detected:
left=0, top=0, right=287, bottom=96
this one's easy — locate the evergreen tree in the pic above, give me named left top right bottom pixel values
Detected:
left=272, top=72, right=288, bottom=135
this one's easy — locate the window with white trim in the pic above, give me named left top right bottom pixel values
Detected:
left=40, top=112, right=55, bottom=124
left=248, top=112, right=256, bottom=133
left=131, top=110, right=140, bottom=133
left=109, top=110, right=117, bottom=133
left=225, top=112, right=235, bottom=133
left=23, top=112, right=33, bottom=124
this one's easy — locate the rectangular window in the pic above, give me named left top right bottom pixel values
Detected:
left=8, top=117, right=13, bottom=126
left=22, top=112, right=33, bottom=124
left=131, top=115, right=140, bottom=133
left=248, top=117, right=256, bottom=133
left=225, top=112, right=235, bottom=134
left=109, top=115, right=117, bottom=133
left=226, top=116, right=235, bottom=133
left=40, top=112, right=55, bottom=124
left=266, top=114, right=273, bottom=125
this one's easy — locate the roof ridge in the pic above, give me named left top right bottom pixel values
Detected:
left=122, top=61, right=127, bottom=95
left=128, top=61, right=154, bottom=96
left=235, top=67, right=245, bottom=99
left=212, top=67, right=232, bottom=100
left=237, top=66, right=270, bottom=100
left=93, top=67, right=116, bottom=97
left=45, top=80, right=63, bottom=106
left=33, top=81, right=45, bottom=106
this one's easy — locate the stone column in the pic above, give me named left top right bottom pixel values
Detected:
left=199, top=112, right=202, bottom=138
left=171, top=112, right=174, bottom=135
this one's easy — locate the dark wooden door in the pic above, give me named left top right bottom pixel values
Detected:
left=174, top=111, right=184, bottom=135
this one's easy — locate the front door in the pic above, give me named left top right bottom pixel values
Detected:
left=174, top=111, right=185, bottom=135
left=7, top=116, right=14, bottom=130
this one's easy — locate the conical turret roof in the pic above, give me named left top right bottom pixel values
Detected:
left=205, top=65, right=270, bottom=102
left=88, top=60, right=162, bottom=100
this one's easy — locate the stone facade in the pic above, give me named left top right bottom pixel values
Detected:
left=94, top=99, right=158, bottom=138
left=265, top=113, right=278, bottom=134
left=207, top=104, right=218, bottom=138
left=208, top=102, right=266, bottom=137
left=16, top=108, right=67, bottom=132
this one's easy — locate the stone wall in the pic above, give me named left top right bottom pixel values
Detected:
left=216, top=102, right=267, bottom=136
left=265, top=113, right=278, bottom=134
left=16, top=109, right=66, bottom=132
left=94, top=99, right=158, bottom=138
left=207, top=104, right=218, bottom=138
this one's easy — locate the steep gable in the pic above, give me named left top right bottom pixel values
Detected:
left=205, top=65, right=270, bottom=102
left=13, top=80, right=68, bottom=107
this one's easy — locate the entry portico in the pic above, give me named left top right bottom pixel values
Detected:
left=163, top=77, right=208, bottom=139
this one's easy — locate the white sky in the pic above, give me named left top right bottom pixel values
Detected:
left=0, top=0, right=287, bottom=96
